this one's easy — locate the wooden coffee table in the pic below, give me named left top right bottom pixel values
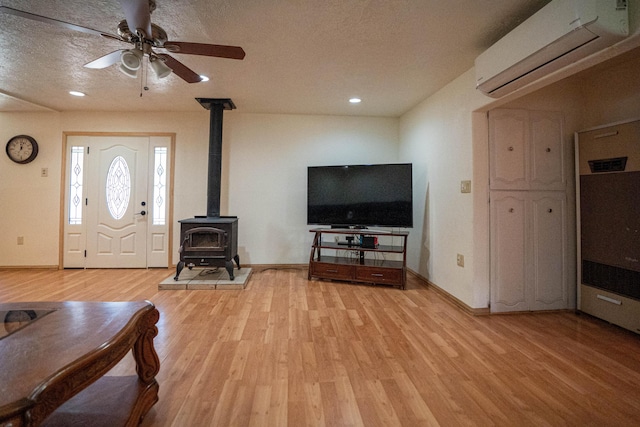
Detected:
left=0, top=300, right=160, bottom=427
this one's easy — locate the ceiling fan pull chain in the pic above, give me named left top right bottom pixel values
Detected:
left=139, top=60, right=145, bottom=97
left=144, top=60, right=149, bottom=92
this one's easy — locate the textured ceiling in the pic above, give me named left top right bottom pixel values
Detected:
left=0, top=0, right=551, bottom=116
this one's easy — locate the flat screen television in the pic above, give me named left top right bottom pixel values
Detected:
left=307, top=163, right=413, bottom=228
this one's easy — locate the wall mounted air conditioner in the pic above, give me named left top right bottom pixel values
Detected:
left=475, top=0, right=629, bottom=98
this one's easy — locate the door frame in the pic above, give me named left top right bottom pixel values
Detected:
left=59, top=132, right=176, bottom=269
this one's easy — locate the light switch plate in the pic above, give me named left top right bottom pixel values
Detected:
left=460, top=180, right=471, bottom=193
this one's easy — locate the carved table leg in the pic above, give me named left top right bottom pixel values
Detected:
left=128, top=307, right=160, bottom=426
left=134, top=308, right=160, bottom=384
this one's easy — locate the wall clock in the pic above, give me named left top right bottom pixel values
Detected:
left=6, top=135, right=38, bottom=164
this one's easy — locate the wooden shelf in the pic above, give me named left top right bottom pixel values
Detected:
left=314, top=242, right=405, bottom=253
left=308, top=228, right=409, bottom=289
left=42, top=375, right=158, bottom=427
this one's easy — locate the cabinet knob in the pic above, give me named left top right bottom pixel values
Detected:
left=509, top=208, right=514, bottom=213
left=548, top=208, right=553, bottom=213
left=546, top=147, right=551, bottom=152
left=508, top=146, right=514, bottom=151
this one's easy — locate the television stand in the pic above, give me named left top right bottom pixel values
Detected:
left=308, top=228, right=409, bottom=289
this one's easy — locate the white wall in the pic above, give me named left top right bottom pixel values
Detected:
left=0, top=110, right=399, bottom=267
left=226, top=113, right=399, bottom=264
left=399, top=70, right=488, bottom=305
left=0, top=112, right=62, bottom=267
left=577, top=51, right=640, bottom=127
left=399, top=43, right=640, bottom=309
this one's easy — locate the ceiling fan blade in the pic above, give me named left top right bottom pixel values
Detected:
left=163, top=41, right=246, bottom=60
left=156, top=54, right=202, bottom=83
left=0, top=6, right=122, bottom=41
left=84, top=50, right=126, bottom=69
left=118, top=0, right=152, bottom=38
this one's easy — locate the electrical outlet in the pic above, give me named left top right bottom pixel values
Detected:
left=456, top=253, right=464, bottom=267
left=460, top=180, right=471, bottom=193
left=17, top=236, right=24, bottom=245
left=41, top=168, right=48, bottom=177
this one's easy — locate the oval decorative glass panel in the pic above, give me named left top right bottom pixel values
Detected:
left=106, top=155, right=131, bottom=220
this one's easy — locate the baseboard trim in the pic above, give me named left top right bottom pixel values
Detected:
left=0, top=265, right=59, bottom=270
left=407, top=269, right=490, bottom=316
left=249, top=264, right=308, bottom=272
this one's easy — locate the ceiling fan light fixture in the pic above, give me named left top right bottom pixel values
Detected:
left=119, top=63, right=138, bottom=78
left=120, top=48, right=143, bottom=71
left=149, top=57, right=172, bottom=79
left=1, top=4, right=245, bottom=88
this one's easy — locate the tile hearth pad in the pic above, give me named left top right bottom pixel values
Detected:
left=159, top=267, right=252, bottom=290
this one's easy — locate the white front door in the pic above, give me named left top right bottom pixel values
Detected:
left=85, top=137, right=149, bottom=268
left=63, top=134, right=172, bottom=269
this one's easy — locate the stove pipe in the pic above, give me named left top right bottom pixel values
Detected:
left=196, top=98, right=236, bottom=218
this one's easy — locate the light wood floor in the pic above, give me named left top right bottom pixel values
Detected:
left=1, top=267, right=640, bottom=426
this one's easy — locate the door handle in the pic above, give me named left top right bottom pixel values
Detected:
left=135, top=201, right=147, bottom=216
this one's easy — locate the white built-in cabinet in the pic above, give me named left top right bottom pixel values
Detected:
left=489, top=109, right=569, bottom=313
left=490, top=191, right=567, bottom=312
left=490, top=109, right=565, bottom=190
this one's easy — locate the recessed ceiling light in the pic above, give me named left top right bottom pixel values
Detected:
left=349, top=97, right=361, bottom=104
left=199, top=75, right=210, bottom=82
left=69, top=91, right=85, bottom=97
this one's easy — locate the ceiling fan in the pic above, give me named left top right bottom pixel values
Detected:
left=0, top=0, right=245, bottom=83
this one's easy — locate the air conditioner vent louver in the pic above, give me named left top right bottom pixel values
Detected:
left=588, top=157, right=628, bottom=173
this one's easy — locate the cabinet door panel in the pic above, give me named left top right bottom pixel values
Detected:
left=490, top=110, right=528, bottom=190
left=311, top=261, right=355, bottom=280
left=490, top=193, right=528, bottom=312
left=530, top=112, right=565, bottom=190
left=355, top=266, right=402, bottom=285
left=489, top=109, right=566, bottom=191
left=530, top=193, right=567, bottom=310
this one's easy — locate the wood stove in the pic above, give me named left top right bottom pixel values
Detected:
left=175, top=217, right=240, bottom=280
left=174, top=98, right=241, bottom=281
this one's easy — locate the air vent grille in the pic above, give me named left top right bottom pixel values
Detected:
left=588, top=157, right=628, bottom=173
left=582, top=260, right=640, bottom=300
